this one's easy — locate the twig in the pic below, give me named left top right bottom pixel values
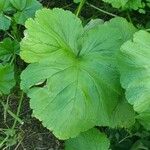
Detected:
left=76, top=0, right=86, bottom=16
left=86, top=2, right=118, bottom=17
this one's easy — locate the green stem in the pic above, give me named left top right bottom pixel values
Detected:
left=11, top=21, right=21, bottom=42
left=0, top=136, right=8, bottom=148
left=86, top=2, right=118, bottom=17
left=6, top=31, right=15, bottom=40
left=10, top=54, right=16, bottom=65
left=12, top=92, right=24, bottom=129
left=76, top=0, right=86, bottom=17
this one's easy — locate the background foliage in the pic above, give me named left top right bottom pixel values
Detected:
left=0, top=0, right=150, bottom=149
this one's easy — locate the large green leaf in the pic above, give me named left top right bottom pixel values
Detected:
left=10, top=0, right=42, bottom=25
left=20, top=9, right=135, bottom=139
left=118, top=30, right=150, bottom=129
left=0, top=64, right=15, bottom=95
left=65, top=128, right=110, bottom=150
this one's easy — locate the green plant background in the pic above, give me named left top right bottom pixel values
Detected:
left=0, top=0, right=150, bottom=149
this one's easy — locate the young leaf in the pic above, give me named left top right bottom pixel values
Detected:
left=0, top=64, right=15, bottom=95
left=0, top=38, right=19, bottom=62
left=65, top=128, right=110, bottom=150
left=118, top=30, right=150, bottom=129
left=11, top=0, right=42, bottom=25
left=20, top=8, right=136, bottom=139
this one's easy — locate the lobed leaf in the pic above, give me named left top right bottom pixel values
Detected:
left=20, top=8, right=136, bottom=139
left=118, top=30, right=150, bottom=129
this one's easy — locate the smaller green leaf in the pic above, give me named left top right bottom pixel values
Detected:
left=0, top=0, right=12, bottom=12
left=0, top=13, right=11, bottom=31
left=10, top=0, right=26, bottom=11
left=102, top=0, right=144, bottom=10
left=125, top=0, right=144, bottom=10
left=65, top=128, right=110, bottom=150
left=102, top=0, right=128, bottom=8
left=11, top=0, right=42, bottom=25
left=0, top=38, right=19, bottom=62
left=0, top=0, right=13, bottom=31
left=0, top=64, right=15, bottom=95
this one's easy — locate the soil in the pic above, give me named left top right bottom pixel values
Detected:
left=14, top=96, right=64, bottom=150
